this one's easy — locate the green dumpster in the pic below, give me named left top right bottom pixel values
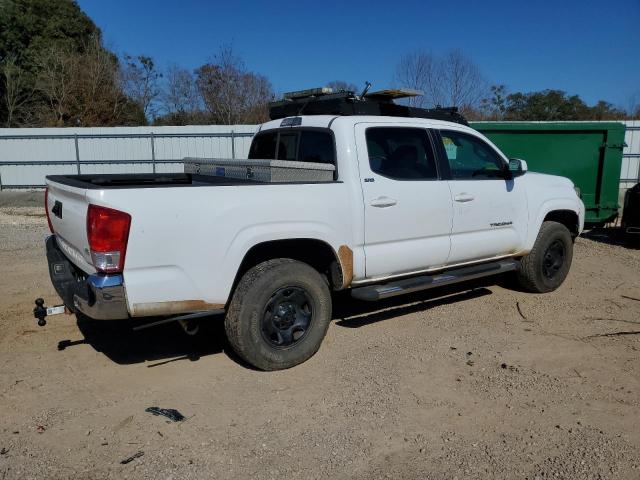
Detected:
left=470, top=122, right=626, bottom=225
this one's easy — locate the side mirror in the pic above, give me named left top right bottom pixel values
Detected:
left=508, top=158, right=528, bottom=176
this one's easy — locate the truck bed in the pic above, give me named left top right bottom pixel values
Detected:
left=46, top=173, right=263, bottom=189
left=45, top=169, right=350, bottom=316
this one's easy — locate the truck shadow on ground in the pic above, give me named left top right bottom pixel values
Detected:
left=62, top=313, right=228, bottom=367
left=333, top=281, right=494, bottom=328
left=58, top=277, right=499, bottom=368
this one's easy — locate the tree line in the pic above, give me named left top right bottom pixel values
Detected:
left=1, top=0, right=638, bottom=128
left=394, top=50, right=636, bottom=121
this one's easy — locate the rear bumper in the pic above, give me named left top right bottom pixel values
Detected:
left=46, top=236, right=129, bottom=320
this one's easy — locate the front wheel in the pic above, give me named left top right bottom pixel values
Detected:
left=224, top=259, right=332, bottom=371
left=516, top=221, right=574, bottom=293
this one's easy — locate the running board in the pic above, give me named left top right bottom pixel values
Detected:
left=351, top=259, right=520, bottom=301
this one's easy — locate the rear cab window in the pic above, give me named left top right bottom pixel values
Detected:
left=249, top=132, right=277, bottom=159
left=250, top=128, right=335, bottom=166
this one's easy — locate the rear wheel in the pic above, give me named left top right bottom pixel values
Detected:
left=224, top=259, right=332, bottom=370
left=516, top=221, right=574, bottom=293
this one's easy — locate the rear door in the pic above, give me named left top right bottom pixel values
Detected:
left=434, top=129, right=527, bottom=263
left=355, top=123, right=453, bottom=279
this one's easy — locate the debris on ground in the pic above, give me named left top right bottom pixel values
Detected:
left=465, top=351, right=474, bottom=366
left=145, top=407, right=185, bottom=422
left=621, top=295, right=640, bottom=302
left=516, top=301, right=528, bottom=320
left=500, top=363, right=519, bottom=372
left=120, top=451, right=144, bottom=465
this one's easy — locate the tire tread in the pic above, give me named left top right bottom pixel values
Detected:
left=516, top=221, right=573, bottom=293
left=224, top=258, right=331, bottom=370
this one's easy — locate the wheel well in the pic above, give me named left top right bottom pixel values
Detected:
left=544, top=210, right=579, bottom=237
left=233, top=239, right=344, bottom=292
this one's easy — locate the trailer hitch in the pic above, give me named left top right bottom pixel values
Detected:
left=33, top=298, right=67, bottom=327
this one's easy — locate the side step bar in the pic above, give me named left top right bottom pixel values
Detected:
left=351, top=259, right=520, bottom=301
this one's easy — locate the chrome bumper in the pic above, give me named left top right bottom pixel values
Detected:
left=73, top=274, right=129, bottom=320
left=46, top=235, right=129, bottom=320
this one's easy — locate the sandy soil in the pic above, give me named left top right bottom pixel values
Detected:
left=0, top=200, right=639, bottom=479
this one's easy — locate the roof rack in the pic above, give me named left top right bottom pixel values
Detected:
left=268, top=88, right=468, bottom=126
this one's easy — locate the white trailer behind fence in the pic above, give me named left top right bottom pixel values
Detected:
left=0, top=124, right=258, bottom=188
left=0, top=121, right=638, bottom=191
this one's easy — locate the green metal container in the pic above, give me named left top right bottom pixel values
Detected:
left=470, top=122, right=626, bottom=225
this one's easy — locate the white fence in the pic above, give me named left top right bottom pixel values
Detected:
left=0, top=121, right=638, bottom=190
left=0, top=124, right=258, bottom=188
left=621, top=120, right=640, bottom=185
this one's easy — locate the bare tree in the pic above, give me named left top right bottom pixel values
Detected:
left=441, top=50, right=486, bottom=110
left=33, top=38, right=144, bottom=127
left=394, top=51, right=442, bottom=107
left=395, top=49, right=487, bottom=111
left=163, top=65, right=201, bottom=114
left=75, top=39, right=136, bottom=125
left=33, top=45, right=76, bottom=125
left=1, top=56, right=33, bottom=126
left=122, top=54, right=162, bottom=121
left=196, top=45, right=274, bottom=125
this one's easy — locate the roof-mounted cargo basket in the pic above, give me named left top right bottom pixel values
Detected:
left=269, top=87, right=468, bottom=125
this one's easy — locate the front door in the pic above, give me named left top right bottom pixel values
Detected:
left=435, top=129, right=527, bottom=264
left=355, top=124, right=454, bottom=279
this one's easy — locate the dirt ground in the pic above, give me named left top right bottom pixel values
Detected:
left=1, top=193, right=639, bottom=480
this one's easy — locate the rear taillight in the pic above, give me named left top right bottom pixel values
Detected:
left=44, top=187, right=54, bottom=233
left=87, top=204, right=131, bottom=273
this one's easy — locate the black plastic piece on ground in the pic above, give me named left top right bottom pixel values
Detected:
left=145, top=407, right=185, bottom=422
left=120, top=451, right=144, bottom=464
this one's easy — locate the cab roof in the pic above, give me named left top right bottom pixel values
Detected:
left=259, top=115, right=476, bottom=133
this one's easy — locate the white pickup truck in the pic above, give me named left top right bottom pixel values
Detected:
left=41, top=90, right=584, bottom=370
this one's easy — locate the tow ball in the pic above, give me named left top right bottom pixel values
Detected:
left=33, top=298, right=67, bottom=327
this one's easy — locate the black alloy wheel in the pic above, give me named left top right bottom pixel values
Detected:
left=542, top=239, right=565, bottom=279
left=515, top=221, right=574, bottom=293
left=261, top=287, right=313, bottom=348
left=224, top=258, right=332, bottom=370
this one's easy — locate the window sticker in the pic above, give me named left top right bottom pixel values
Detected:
left=443, top=137, right=457, bottom=160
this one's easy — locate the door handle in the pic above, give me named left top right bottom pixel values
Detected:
left=454, top=193, right=475, bottom=203
left=370, top=196, right=397, bottom=208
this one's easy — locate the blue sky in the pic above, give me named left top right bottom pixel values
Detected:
left=78, top=0, right=640, bottom=109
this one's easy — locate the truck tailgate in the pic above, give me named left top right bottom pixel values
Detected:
left=46, top=180, right=95, bottom=274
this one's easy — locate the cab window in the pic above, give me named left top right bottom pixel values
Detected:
left=365, top=127, right=438, bottom=180
left=439, top=130, right=506, bottom=180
